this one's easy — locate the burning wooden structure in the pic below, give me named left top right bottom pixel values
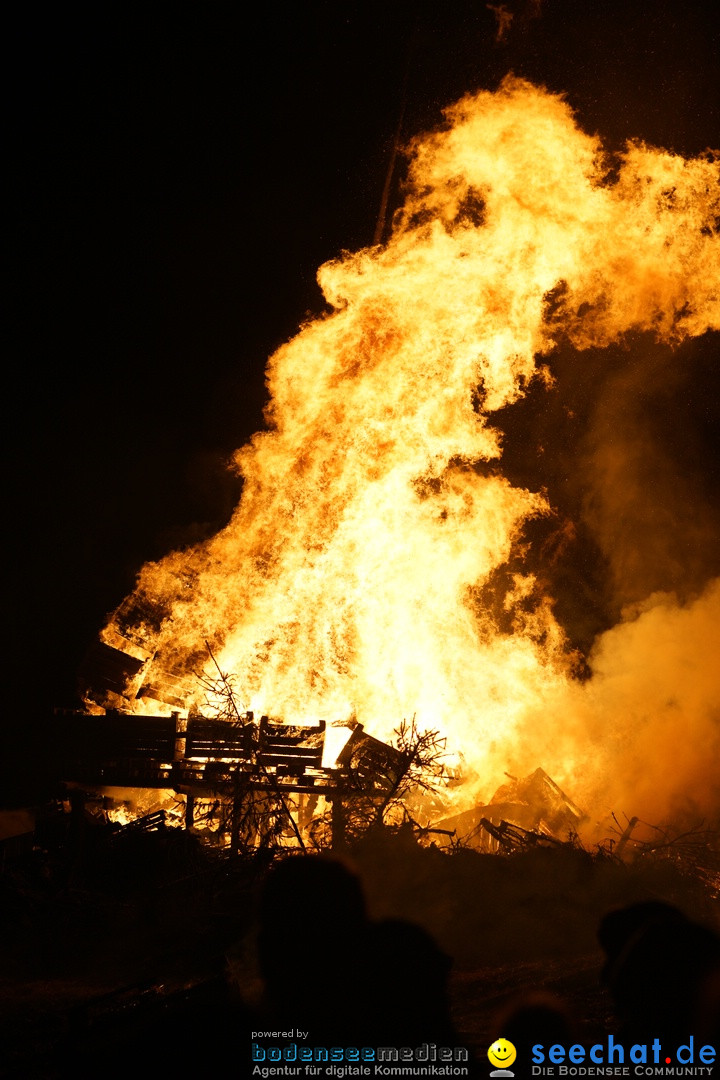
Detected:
left=52, top=709, right=411, bottom=852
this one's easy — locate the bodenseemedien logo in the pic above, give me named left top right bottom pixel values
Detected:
left=488, top=1037, right=517, bottom=1077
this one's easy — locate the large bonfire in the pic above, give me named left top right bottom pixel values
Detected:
left=88, top=78, right=720, bottom=827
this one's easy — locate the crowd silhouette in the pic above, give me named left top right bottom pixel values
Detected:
left=255, top=855, right=459, bottom=1047
left=252, top=856, right=720, bottom=1070
left=597, top=899, right=720, bottom=1044
left=50, top=853, right=719, bottom=1077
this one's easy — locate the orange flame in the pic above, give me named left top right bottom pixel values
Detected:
left=94, top=78, right=720, bottom=819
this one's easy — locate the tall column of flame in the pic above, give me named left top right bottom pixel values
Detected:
left=97, top=78, right=719, bottom=808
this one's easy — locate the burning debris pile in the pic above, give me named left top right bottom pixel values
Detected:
left=79, top=77, right=720, bottom=833
left=435, top=766, right=587, bottom=851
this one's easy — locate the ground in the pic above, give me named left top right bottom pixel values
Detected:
left=1, top=826, right=717, bottom=1076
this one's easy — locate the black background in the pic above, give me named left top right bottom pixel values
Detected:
left=6, top=1, right=719, bottom=802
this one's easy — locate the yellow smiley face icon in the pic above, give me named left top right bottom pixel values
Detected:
left=488, top=1038, right=517, bottom=1070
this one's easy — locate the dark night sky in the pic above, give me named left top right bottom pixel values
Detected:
left=5, top=1, right=719, bottom=802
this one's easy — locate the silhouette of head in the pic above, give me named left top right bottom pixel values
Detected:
left=598, top=901, right=720, bottom=1039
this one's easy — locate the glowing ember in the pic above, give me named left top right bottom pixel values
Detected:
left=89, top=78, right=720, bottom=823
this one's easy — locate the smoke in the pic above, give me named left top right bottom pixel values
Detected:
left=582, top=353, right=720, bottom=605
left=582, top=579, right=720, bottom=825
left=570, top=338, right=720, bottom=824
left=494, top=331, right=720, bottom=825
left=487, top=0, right=544, bottom=45
left=487, top=4, right=514, bottom=43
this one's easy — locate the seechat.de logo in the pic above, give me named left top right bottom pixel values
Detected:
left=488, top=1037, right=517, bottom=1077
